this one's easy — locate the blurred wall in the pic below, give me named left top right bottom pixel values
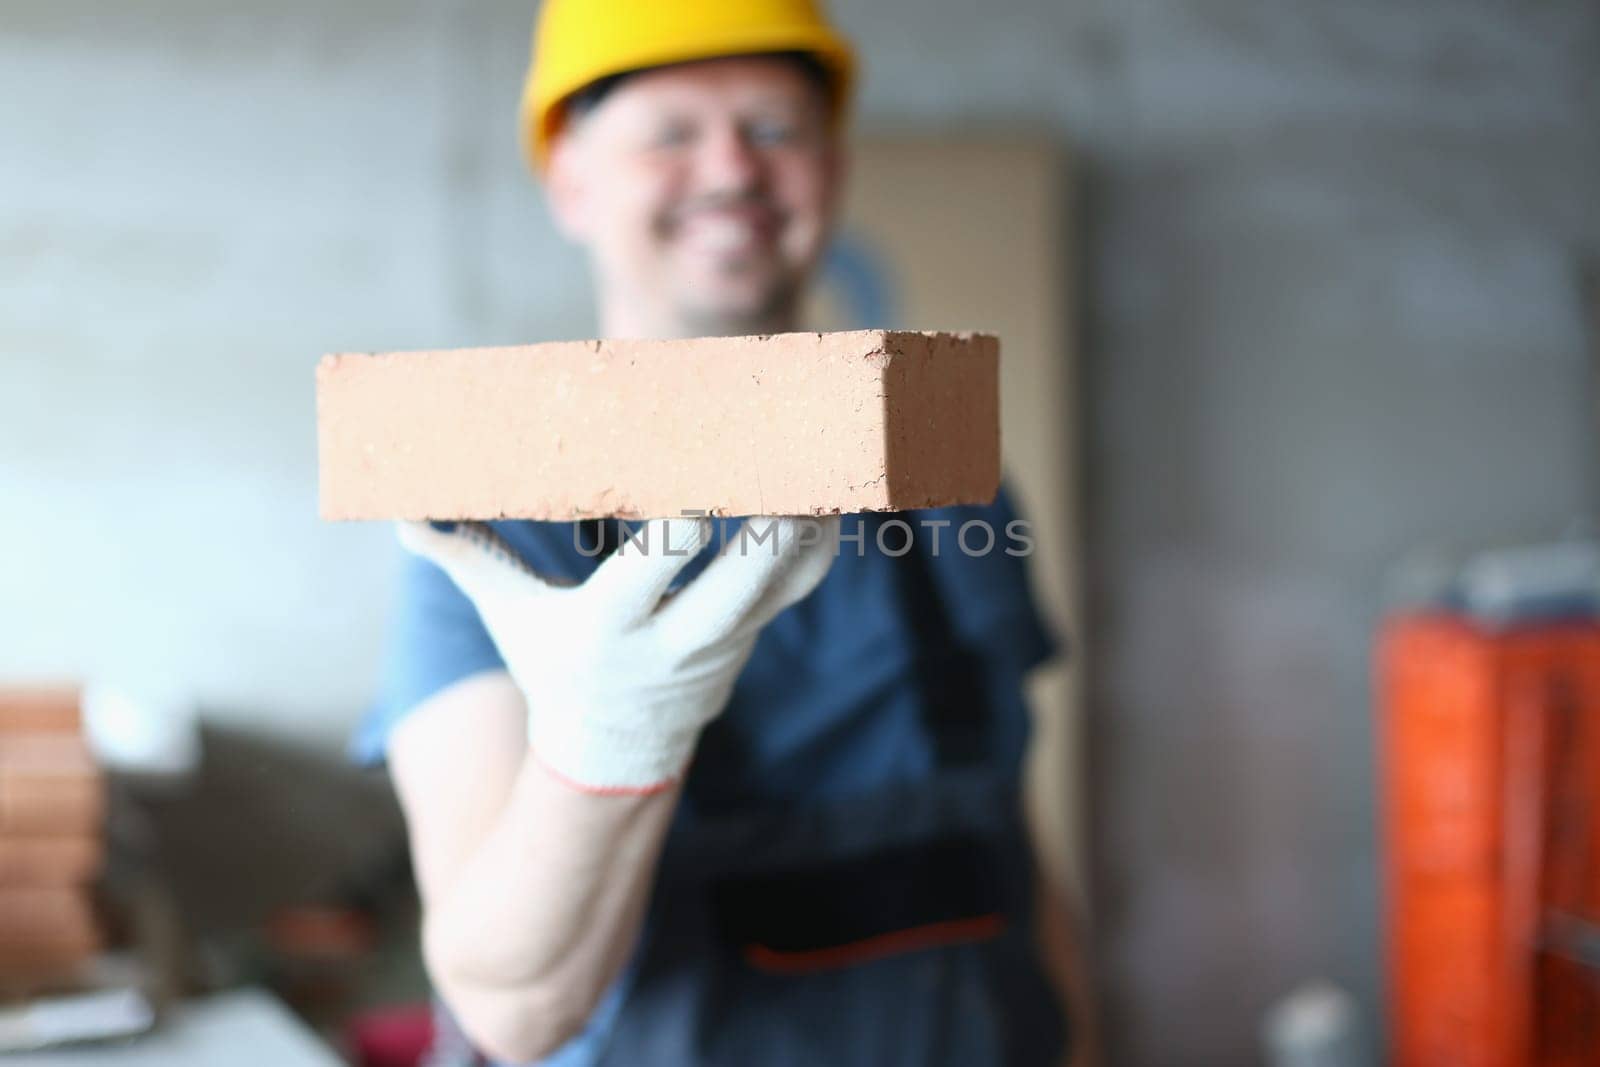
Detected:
left=2, top=0, right=594, bottom=749
left=1027, top=6, right=1598, bottom=1065
left=4, top=1, right=1599, bottom=1063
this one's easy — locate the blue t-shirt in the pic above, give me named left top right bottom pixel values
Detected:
left=351, top=488, right=1061, bottom=1064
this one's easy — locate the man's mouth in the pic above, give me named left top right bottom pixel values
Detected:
left=668, top=204, right=781, bottom=256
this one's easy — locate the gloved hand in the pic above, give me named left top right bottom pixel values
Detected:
left=398, top=516, right=839, bottom=794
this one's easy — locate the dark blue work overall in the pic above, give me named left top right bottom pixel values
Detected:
left=352, top=490, right=1069, bottom=1066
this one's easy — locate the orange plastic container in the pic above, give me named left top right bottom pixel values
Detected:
left=1379, top=614, right=1600, bottom=1066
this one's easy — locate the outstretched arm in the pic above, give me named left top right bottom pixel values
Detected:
left=389, top=673, right=679, bottom=1064
left=384, top=517, right=837, bottom=1063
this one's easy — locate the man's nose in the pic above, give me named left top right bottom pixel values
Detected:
left=694, top=124, right=764, bottom=196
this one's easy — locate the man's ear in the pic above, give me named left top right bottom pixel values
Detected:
left=543, top=125, right=590, bottom=243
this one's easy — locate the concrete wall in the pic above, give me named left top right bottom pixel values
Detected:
left=4, top=1, right=1597, bottom=1062
left=1038, top=7, right=1599, bottom=1063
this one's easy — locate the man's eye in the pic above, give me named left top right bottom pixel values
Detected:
left=746, top=119, right=798, bottom=147
left=651, top=123, right=695, bottom=148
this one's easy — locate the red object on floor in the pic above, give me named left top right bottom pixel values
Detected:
left=347, top=1003, right=435, bottom=1067
left=1379, top=614, right=1600, bottom=1067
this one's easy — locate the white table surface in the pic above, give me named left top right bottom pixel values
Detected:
left=9, top=988, right=342, bottom=1067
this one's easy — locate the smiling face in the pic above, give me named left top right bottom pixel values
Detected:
left=545, top=55, right=844, bottom=339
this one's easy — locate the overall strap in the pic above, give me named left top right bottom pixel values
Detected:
left=888, top=516, right=994, bottom=769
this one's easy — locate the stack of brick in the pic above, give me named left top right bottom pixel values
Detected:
left=0, top=687, right=106, bottom=990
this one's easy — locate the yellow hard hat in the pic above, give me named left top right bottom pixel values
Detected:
left=520, top=0, right=856, bottom=172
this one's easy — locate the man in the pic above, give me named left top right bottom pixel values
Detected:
left=351, top=2, right=1093, bottom=1063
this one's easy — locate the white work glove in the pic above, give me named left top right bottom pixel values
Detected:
left=398, top=516, right=839, bottom=794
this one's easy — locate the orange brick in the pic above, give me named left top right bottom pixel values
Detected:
left=317, top=330, right=1001, bottom=520
left=0, top=687, right=81, bottom=735
left=0, top=835, right=103, bottom=887
left=0, top=737, right=105, bottom=836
